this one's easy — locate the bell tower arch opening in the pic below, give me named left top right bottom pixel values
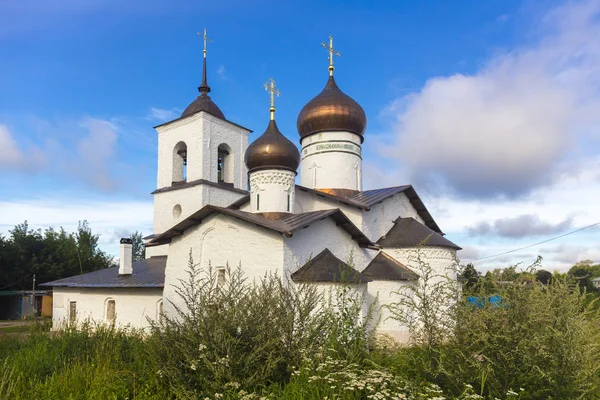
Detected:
left=172, top=141, right=188, bottom=183
left=217, top=143, right=233, bottom=184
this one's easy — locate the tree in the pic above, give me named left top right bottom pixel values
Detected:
left=0, top=220, right=113, bottom=291
left=459, top=263, right=481, bottom=292
left=568, top=260, right=600, bottom=293
left=536, top=269, right=553, bottom=285
left=130, top=231, right=145, bottom=261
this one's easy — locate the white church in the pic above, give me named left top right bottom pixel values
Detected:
left=42, top=35, right=460, bottom=342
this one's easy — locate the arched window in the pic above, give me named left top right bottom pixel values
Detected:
left=173, top=141, right=187, bottom=183
left=217, top=143, right=233, bottom=184
left=157, top=300, right=164, bottom=324
left=106, top=299, right=116, bottom=324
left=69, top=301, right=77, bottom=323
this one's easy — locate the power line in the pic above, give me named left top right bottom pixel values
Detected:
left=466, top=221, right=600, bottom=262
left=0, top=240, right=68, bottom=291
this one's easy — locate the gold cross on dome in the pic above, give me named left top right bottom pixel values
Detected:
left=321, top=35, right=340, bottom=76
left=264, top=77, right=280, bottom=120
left=197, top=28, right=212, bottom=58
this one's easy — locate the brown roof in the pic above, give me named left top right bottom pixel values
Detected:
left=291, top=249, right=372, bottom=284
left=149, top=206, right=375, bottom=248
left=244, top=119, right=300, bottom=173
left=152, top=178, right=248, bottom=195
left=296, top=185, right=442, bottom=233
left=297, top=75, right=367, bottom=142
left=377, top=217, right=461, bottom=250
left=228, top=185, right=442, bottom=234
left=227, top=194, right=251, bottom=209
left=362, top=251, right=418, bottom=281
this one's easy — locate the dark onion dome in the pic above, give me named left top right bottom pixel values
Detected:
left=181, top=57, right=226, bottom=119
left=244, top=120, right=300, bottom=173
left=297, top=75, right=367, bottom=141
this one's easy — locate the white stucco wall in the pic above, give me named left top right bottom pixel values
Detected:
left=153, top=111, right=250, bottom=233
left=51, top=287, right=163, bottom=330
left=387, top=247, right=457, bottom=278
left=283, top=217, right=377, bottom=277
left=155, top=112, right=250, bottom=190
left=361, top=192, right=426, bottom=242
left=366, top=280, right=413, bottom=343
left=299, top=131, right=362, bottom=190
left=294, top=189, right=363, bottom=228
left=249, top=169, right=296, bottom=213
left=153, top=184, right=246, bottom=234
left=307, top=282, right=371, bottom=322
left=145, top=243, right=168, bottom=258
left=162, top=213, right=284, bottom=316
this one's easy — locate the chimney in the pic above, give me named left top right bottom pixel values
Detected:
left=119, top=238, right=133, bottom=276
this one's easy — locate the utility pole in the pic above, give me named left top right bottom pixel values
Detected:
left=32, top=274, right=36, bottom=316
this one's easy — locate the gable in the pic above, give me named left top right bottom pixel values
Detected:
left=377, top=217, right=461, bottom=250
left=295, top=185, right=442, bottom=233
left=362, top=251, right=419, bottom=281
left=150, top=205, right=375, bottom=248
left=291, top=249, right=372, bottom=284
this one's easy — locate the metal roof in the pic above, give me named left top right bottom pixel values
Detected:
left=295, top=185, right=442, bottom=233
left=225, top=185, right=441, bottom=233
left=297, top=75, right=367, bottom=141
left=149, top=206, right=375, bottom=248
left=291, top=248, right=372, bottom=284
left=362, top=251, right=419, bottom=281
left=377, top=217, right=461, bottom=250
left=40, top=256, right=167, bottom=288
left=152, top=178, right=248, bottom=195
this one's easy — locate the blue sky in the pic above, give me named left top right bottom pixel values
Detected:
left=1, top=0, right=599, bottom=271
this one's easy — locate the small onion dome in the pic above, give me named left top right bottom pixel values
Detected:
left=244, top=120, right=300, bottom=173
left=297, top=75, right=367, bottom=141
left=181, top=57, right=226, bottom=120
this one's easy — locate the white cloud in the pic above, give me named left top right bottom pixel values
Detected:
left=467, top=214, right=574, bottom=238
left=147, top=107, right=180, bottom=122
left=0, top=197, right=153, bottom=257
left=217, top=65, right=226, bottom=80
left=0, top=124, right=46, bottom=171
left=0, top=125, right=26, bottom=168
left=0, top=117, right=136, bottom=192
left=381, top=0, right=600, bottom=198
left=427, top=156, right=600, bottom=271
left=76, top=118, right=119, bottom=191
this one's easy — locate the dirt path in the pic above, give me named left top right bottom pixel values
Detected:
left=0, top=320, right=33, bottom=328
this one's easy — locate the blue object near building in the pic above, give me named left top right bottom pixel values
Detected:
left=467, top=295, right=504, bottom=309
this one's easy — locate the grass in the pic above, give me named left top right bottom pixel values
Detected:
left=0, top=325, right=31, bottom=334
left=1, top=265, right=598, bottom=399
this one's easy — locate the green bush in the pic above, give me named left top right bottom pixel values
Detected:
left=2, top=251, right=599, bottom=399
left=385, top=251, right=600, bottom=399
left=447, top=273, right=600, bottom=399
left=146, top=255, right=375, bottom=398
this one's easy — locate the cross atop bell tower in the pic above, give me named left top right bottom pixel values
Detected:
left=197, top=28, right=212, bottom=58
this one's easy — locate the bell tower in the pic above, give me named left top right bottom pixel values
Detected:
left=152, top=29, right=251, bottom=235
